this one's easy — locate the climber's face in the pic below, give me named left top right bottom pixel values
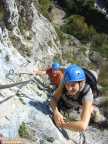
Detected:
left=65, top=82, right=80, bottom=96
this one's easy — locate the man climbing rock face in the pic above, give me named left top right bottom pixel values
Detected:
left=49, top=64, right=105, bottom=131
left=33, top=63, right=64, bottom=87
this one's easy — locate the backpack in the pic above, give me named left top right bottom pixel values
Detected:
left=83, top=68, right=100, bottom=98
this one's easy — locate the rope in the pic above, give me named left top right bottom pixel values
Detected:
left=0, top=79, right=33, bottom=89
left=79, top=132, right=87, bottom=144
left=1, top=68, right=48, bottom=90
left=0, top=69, right=39, bottom=104
left=0, top=95, right=14, bottom=104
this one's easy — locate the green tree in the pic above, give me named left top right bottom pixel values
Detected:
left=62, top=15, right=96, bottom=42
left=39, top=0, right=53, bottom=17
left=61, top=0, right=94, bottom=14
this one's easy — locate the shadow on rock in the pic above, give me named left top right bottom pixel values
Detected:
left=29, top=100, right=71, bottom=140
left=29, top=100, right=51, bottom=115
left=91, top=120, right=108, bottom=130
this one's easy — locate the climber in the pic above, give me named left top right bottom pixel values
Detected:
left=33, top=63, right=64, bottom=88
left=49, top=64, right=105, bottom=132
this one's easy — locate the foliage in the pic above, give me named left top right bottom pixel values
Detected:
left=18, top=17, right=30, bottom=33
left=54, top=26, right=66, bottom=44
left=18, top=122, right=29, bottom=138
left=38, top=0, right=53, bottom=17
left=61, top=14, right=108, bottom=58
left=61, top=0, right=78, bottom=14
left=60, top=0, right=94, bottom=14
left=62, top=51, right=80, bottom=64
left=62, top=15, right=96, bottom=42
left=91, top=33, right=108, bottom=58
left=99, top=64, right=108, bottom=96
left=58, top=0, right=108, bottom=34
left=0, top=4, right=5, bottom=22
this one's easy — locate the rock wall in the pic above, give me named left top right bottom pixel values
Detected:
left=0, top=0, right=108, bottom=144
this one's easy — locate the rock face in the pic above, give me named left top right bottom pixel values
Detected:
left=1, top=0, right=61, bottom=68
left=0, top=0, right=108, bottom=144
left=0, top=0, right=69, bottom=143
left=32, top=5, right=61, bottom=68
left=61, top=34, right=91, bottom=66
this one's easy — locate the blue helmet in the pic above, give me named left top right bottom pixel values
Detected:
left=64, top=64, right=86, bottom=83
left=52, top=63, right=61, bottom=70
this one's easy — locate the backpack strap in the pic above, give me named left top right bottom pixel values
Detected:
left=83, top=68, right=97, bottom=86
left=83, top=68, right=100, bottom=97
left=78, top=84, right=90, bottom=104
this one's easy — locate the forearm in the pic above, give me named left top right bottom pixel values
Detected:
left=49, top=98, right=59, bottom=114
left=33, top=69, right=46, bottom=75
left=61, top=101, right=92, bottom=132
left=62, top=120, right=87, bottom=132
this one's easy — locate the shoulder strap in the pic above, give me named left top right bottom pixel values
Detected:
left=83, top=68, right=100, bottom=97
left=62, top=84, right=90, bottom=105
left=83, top=68, right=97, bottom=86
left=78, top=84, right=90, bottom=104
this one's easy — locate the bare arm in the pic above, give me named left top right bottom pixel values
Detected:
left=50, top=83, right=63, bottom=112
left=33, top=69, right=46, bottom=76
left=61, top=100, right=93, bottom=131
left=50, top=83, right=65, bottom=126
